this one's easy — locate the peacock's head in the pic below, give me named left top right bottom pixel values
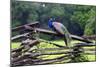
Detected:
left=48, top=18, right=55, bottom=28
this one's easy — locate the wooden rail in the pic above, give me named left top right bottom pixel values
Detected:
left=12, top=22, right=39, bottom=31
left=11, top=41, right=95, bottom=66
left=12, top=27, right=93, bottom=43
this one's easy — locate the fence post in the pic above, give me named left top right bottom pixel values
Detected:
left=69, top=44, right=85, bottom=62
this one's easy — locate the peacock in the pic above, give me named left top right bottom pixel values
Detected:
left=48, top=18, right=71, bottom=47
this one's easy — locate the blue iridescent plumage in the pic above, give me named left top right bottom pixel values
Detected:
left=48, top=18, right=55, bottom=28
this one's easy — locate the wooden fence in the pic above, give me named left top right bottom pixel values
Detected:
left=11, top=22, right=96, bottom=66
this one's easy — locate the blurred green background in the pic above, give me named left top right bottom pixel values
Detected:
left=11, top=0, right=96, bottom=36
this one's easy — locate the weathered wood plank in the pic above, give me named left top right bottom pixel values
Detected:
left=35, top=28, right=93, bottom=43
left=12, top=22, right=39, bottom=31
left=11, top=33, right=30, bottom=40
left=11, top=28, right=93, bottom=43
left=74, top=43, right=95, bottom=47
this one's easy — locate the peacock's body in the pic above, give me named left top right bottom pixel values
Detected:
left=48, top=18, right=71, bottom=47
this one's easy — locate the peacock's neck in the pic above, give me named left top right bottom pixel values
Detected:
left=48, top=21, right=53, bottom=28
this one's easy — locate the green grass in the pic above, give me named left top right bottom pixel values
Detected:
left=11, top=40, right=96, bottom=62
left=11, top=42, right=21, bottom=49
left=11, top=40, right=83, bottom=49
left=86, top=55, right=96, bottom=61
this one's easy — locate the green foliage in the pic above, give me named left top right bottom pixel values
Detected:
left=84, top=8, right=96, bottom=35
left=84, top=17, right=96, bottom=35
left=50, top=5, right=65, bottom=17
left=11, top=1, right=96, bottom=36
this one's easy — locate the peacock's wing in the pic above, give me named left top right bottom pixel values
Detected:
left=52, top=22, right=68, bottom=35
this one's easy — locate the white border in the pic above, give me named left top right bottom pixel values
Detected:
left=18, top=0, right=96, bottom=5
left=0, top=0, right=10, bottom=67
